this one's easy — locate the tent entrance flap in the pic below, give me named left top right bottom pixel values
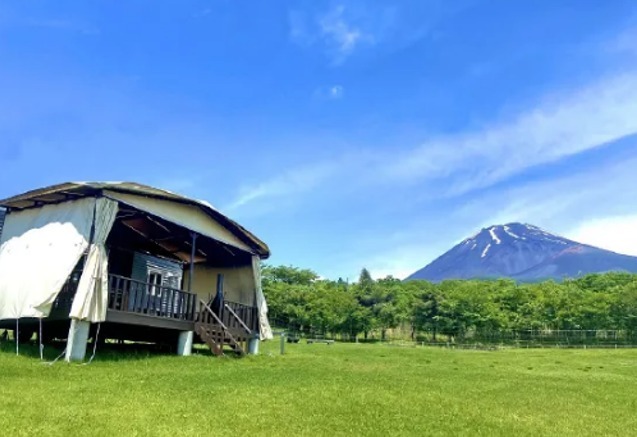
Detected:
left=70, top=198, right=119, bottom=322
left=252, top=255, right=273, bottom=340
left=0, top=198, right=99, bottom=320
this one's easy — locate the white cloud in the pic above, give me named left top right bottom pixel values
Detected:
left=566, top=215, right=637, bottom=256
left=289, top=4, right=374, bottom=64
left=313, top=84, right=344, bottom=100
left=318, top=5, right=370, bottom=61
left=226, top=162, right=338, bottom=211
left=328, top=85, right=344, bottom=99
left=385, top=72, right=637, bottom=196
left=288, top=1, right=460, bottom=66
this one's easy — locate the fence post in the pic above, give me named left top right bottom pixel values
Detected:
left=280, top=332, right=286, bottom=355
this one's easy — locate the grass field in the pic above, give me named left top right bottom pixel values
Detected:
left=1, top=339, right=636, bottom=436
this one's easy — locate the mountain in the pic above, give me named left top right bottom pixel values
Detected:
left=406, top=223, right=637, bottom=282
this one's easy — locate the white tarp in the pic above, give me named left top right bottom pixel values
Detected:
left=252, top=255, right=273, bottom=340
left=0, top=198, right=95, bottom=320
left=70, top=198, right=118, bottom=322
left=104, top=191, right=254, bottom=253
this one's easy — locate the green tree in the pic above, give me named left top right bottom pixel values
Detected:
left=262, top=264, right=319, bottom=286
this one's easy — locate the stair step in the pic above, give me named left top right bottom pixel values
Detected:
left=195, top=321, right=246, bottom=356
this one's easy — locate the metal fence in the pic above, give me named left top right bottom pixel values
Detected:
left=273, top=324, right=637, bottom=349
left=414, top=329, right=637, bottom=347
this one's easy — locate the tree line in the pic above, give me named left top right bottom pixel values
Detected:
left=262, top=265, right=637, bottom=341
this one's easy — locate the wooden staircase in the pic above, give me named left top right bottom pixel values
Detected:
left=194, top=300, right=253, bottom=356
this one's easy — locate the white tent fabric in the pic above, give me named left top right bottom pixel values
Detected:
left=70, top=198, right=118, bottom=322
left=252, top=255, right=273, bottom=340
left=0, top=199, right=95, bottom=320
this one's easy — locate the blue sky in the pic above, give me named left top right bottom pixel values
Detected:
left=1, top=1, right=637, bottom=280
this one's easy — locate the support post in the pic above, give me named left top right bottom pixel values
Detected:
left=39, top=318, right=44, bottom=360
left=248, top=333, right=260, bottom=355
left=187, top=232, right=198, bottom=292
left=65, top=319, right=91, bottom=362
left=15, top=319, right=19, bottom=356
left=280, top=332, right=286, bottom=355
left=177, top=331, right=194, bottom=356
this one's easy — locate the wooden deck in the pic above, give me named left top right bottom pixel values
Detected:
left=106, top=274, right=198, bottom=327
left=45, top=273, right=259, bottom=354
left=104, top=274, right=258, bottom=333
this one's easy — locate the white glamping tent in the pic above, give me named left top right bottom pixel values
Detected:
left=0, top=182, right=272, bottom=361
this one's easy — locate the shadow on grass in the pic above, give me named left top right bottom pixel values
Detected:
left=91, top=342, right=236, bottom=361
left=0, top=339, right=235, bottom=362
left=0, top=340, right=54, bottom=360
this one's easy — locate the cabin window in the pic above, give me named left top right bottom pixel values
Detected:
left=164, top=272, right=180, bottom=290
left=147, top=271, right=163, bottom=296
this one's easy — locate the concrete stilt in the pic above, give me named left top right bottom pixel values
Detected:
left=248, top=335, right=260, bottom=355
left=177, top=331, right=194, bottom=356
left=65, top=319, right=91, bottom=362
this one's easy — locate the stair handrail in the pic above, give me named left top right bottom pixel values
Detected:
left=198, top=300, right=245, bottom=355
left=198, top=300, right=229, bottom=330
left=224, top=303, right=252, bottom=335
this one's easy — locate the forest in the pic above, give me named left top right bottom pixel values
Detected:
left=262, top=265, right=637, bottom=342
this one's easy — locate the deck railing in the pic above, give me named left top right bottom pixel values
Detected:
left=222, top=301, right=258, bottom=334
left=107, top=274, right=198, bottom=321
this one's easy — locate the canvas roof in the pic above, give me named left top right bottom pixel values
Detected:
left=0, top=182, right=269, bottom=259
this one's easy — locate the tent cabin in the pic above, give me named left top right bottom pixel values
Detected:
left=0, top=182, right=273, bottom=360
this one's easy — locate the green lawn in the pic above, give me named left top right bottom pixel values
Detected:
left=1, top=339, right=636, bottom=436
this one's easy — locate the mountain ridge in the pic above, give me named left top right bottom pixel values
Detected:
left=406, top=222, right=637, bottom=282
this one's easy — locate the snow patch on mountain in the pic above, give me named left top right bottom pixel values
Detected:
left=481, top=243, right=491, bottom=258
left=503, top=225, right=520, bottom=239
left=488, top=227, right=501, bottom=244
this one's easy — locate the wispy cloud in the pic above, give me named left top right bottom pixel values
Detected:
left=385, top=72, right=637, bottom=195
left=288, top=1, right=463, bottom=65
left=225, top=162, right=339, bottom=211
left=313, top=84, right=344, bottom=100
left=318, top=5, right=372, bottom=63
left=289, top=4, right=374, bottom=64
